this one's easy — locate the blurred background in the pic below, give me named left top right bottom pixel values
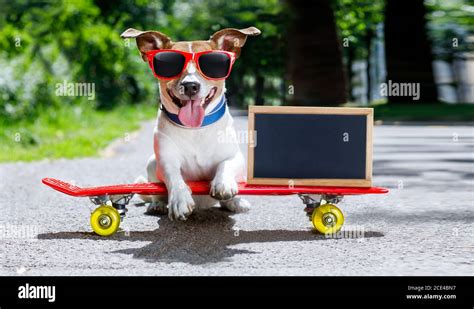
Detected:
left=0, top=0, right=473, bottom=161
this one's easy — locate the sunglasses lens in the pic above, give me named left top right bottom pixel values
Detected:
left=153, top=52, right=186, bottom=78
left=198, top=52, right=231, bottom=79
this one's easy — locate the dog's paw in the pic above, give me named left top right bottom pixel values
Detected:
left=210, top=177, right=238, bottom=201
left=220, top=197, right=250, bottom=213
left=146, top=200, right=168, bottom=215
left=167, top=186, right=195, bottom=221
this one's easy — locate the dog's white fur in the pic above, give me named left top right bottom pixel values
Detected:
left=143, top=93, right=250, bottom=220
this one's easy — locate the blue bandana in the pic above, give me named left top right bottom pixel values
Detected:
left=161, top=95, right=227, bottom=128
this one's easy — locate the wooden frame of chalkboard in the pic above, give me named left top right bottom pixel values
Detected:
left=247, top=106, right=373, bottom=187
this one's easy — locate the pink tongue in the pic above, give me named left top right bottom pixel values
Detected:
left=178, top=99, right=205, bottom=128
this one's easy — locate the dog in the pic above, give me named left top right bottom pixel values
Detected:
left=120, top=27, right=261, bottom=220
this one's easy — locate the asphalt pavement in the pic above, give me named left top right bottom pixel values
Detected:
left=0, top=114, right=472, bottom=275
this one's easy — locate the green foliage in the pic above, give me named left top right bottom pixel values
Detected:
left=426, top=0, right=474, bottom=60
left=1, top=0, right=157, bottom=119
left=0, top=103, right=156, bottom=162
left=333, top=0, right=384, bottom=59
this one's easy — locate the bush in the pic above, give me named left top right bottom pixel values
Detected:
left=0, top=0, right=157, bottom=121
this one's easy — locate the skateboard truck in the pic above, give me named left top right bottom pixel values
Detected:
left=89, top=194, right=133, bottom=221
left=110, top=194, right=134, bottom=220
left=299, top=194, right=320, bottom=218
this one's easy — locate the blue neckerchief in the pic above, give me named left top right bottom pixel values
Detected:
left=161, top=95, right=227, bottom=128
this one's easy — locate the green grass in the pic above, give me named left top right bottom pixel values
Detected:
left=0, top=103, right=156, bottom=162
left=372, top=103, right=474, bottom=122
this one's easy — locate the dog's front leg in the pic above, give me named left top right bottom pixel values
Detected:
left=210, top=152, right=245, bottom=201
left=159, top=159, right=195, bottom=221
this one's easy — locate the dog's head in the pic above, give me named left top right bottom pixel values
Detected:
left=121, top=27, right=261, bottom=127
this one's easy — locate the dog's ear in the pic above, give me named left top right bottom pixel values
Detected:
left=210, top=27, right=261, bottom=58
left=121, top=28, right=172, bottom=62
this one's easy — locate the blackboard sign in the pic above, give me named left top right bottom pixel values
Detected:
left=247, top=106, right=373, bottom=187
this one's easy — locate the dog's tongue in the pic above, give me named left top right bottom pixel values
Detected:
left=178, top=99, right=204, bottom=127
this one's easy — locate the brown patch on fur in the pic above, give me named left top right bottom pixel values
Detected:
left=171, top=41, right=214, bottom=53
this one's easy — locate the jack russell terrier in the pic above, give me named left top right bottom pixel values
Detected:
left=120, top=27, right=261, bottom=220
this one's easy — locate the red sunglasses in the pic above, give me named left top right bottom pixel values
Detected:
left=145, top=49, right=236, bottom=81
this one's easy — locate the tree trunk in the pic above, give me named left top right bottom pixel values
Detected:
left=286, top=0, right=348, bottom=106
left=347, top=45, right=355, bottom=102
left=384, top=0, right=438, bottom=103
left=255, top=74, right=265, bottom=105
left=365, top=29, right=374, bottom=104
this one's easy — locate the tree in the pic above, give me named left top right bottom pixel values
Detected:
left=334, top=0, right=384, bottom=103
left=425, top=0, right=474, bottom=62
left=384, top=0, right=438, bottom=103
left=286, top=0, right=348, bottom=106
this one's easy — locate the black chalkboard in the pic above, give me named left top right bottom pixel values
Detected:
left=248, top=107, right=372, bottom=187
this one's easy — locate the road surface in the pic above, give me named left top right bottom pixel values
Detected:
left=0, top=115, right=472, bottom=275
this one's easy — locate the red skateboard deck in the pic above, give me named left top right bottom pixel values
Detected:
left=42, top=177, right=388, bottom=197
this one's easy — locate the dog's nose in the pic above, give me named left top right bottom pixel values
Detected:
left=181, top=82, right=200, bottom=97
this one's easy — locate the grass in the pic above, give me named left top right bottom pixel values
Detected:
left=0, top=103, right=157, bottom=162
left=372, top=102, right=474, bottom=122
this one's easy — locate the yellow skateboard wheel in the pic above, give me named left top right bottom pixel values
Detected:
left=311, top=204, right=344, bottom=234
left=90, top=205, right=120, bottom=236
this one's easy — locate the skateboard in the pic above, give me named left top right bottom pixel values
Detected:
left=42, top=177, right=389, bottom=236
